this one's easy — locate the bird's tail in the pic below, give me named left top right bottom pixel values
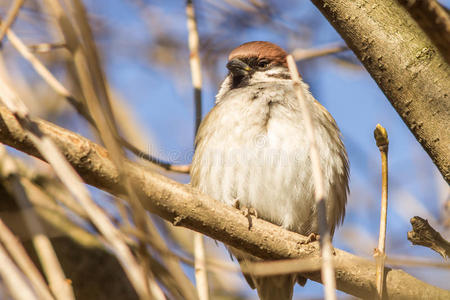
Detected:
left=229, top=246, right=297, bottom=300
left=252, top=274, right=296, bottom=300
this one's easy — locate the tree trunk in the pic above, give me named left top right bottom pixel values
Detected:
left=311, top=0, right=450, bottom=184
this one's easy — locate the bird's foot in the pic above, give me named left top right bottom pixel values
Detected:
left=232, top=199, right=258, bottom=217
left=302, top=233, right=337, bottom=255
left=232, top=199, right=257, bottom=229
left=305, top=233, right=320, bottom=243
left=241, top=207, right=258, bottom=219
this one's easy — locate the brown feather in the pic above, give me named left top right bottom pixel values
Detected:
left=228, top=41, right=288, bottom=66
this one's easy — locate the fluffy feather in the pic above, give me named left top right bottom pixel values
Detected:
left=191, top=41, right=349, bottom=300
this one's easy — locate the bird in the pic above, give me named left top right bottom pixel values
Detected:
left=190, top=41, right=349, bottom=300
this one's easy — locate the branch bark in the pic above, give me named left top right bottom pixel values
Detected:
left=398, top=0, right=450, bottom=64
left=0, top=106, right=448, bottom=298
left=311, top=0, right=450, bottom=184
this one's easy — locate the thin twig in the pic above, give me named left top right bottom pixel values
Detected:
left=373, top=124, right=389, bottom=299
left=186, top=0, right=207, bottom=298
left=0, top=0, right=24, bottom=44
left=0, top=145, right=75, bottom=300
left=407, top=216, right=450, bottom=259
left=385, top=255, right=450, bottom=269
left=0, top=218, right=54, bottom=300
left=4, top=27, right=72, bottom=98
left=120, top=137, right=190, bottom=173
left=292, top=43, right=349, bottom=61
left=286, top=55, right=337, bottom=300
left=28, top=42, right=66, bottom=53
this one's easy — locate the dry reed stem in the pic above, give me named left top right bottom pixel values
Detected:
left=65, top=1, right=182, bottom=297
left=186, top=0, right=203, bottom=134
left=194, top=233, right=208, bottom=300
left=374, top=124, right=389, bottom=299
left=20, top=177, right=101, bottom=249
left=144, top=217, right=198, bottom=300
left=186, top=0, right=208, bottom=299
left=149, top=279, right=167, bottom=300
left=0, top=241, right=37, bottom=300
left=0, top=217, right=54, bottom=300
left=4, top=16, right=188, bottom=174
left=385, top=255, right=450, bottom=269
left=45, top=1, right=194, bottom=298
left=286, top=54, right=337, bottom=300
left=0, top=72, right=151, bottom=299
left=5, top=29, right=72, bottom=98
left=28, top=42, right=66, bottom=53
left=0, top=145, right=75, bottom=300
left=0, top=0, right=24, bottom=43
left=292, top=43, right=349, bottom=61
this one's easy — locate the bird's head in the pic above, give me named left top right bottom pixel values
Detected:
left=225, top=41, right=290, bottom=89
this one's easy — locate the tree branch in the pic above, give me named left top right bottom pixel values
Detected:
left=311, top=0, right=450, bottom=184
left=0, top=105, right=448, bottom=299
left=408, top=216, right=450, bottom=259
left=398, top=0, right=450, bottom=64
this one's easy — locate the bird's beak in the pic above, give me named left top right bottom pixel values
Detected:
left=226, top=59, right=252, bottom=77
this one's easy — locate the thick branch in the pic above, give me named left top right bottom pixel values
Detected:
left=0, top=105, right=448, bottom=299
left=398, top=0, right=450, bottom=64
left=311, top=0, right=450, bottom=184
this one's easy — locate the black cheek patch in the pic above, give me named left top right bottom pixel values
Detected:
left=230, top=74, right=250, bottom=89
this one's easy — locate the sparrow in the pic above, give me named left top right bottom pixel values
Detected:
left=190, top=41, right=349, bottom=300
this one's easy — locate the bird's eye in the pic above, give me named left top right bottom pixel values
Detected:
left=257, top=60, right=269, bottom=68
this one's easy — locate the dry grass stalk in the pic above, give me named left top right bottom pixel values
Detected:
left=186, top=0, right=203, bottom=134
left=286, top=54, right=337, bottom=300
left=194, top=233, right=208, bottom=300
left=44, top=1, right=194, bottom=298
left=0, top=0, right=24, bottom=43
left=20, top=177, right=101, bottom=249
left=5, top=18, right=187, bottom=174
left=385, top=255, right=450, bottom=269
left=5, top=17, right=193, bottom=296
left=0, top=145, right=75, bottom=300
left=373, top=124, right=389, bottom=299
left=186, top=0, right=208, bottom=299
left=0, top=241, right=37, bottom=300
left=292, top=43, right=349, bottom=61
left=0, top=217, right=54, bottom=300
left=0, top=74, right=151, bottom=299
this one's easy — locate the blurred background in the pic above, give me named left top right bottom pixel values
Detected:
left=0, top=0, right=449, bottom=299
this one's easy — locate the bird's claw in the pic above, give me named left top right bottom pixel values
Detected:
left=299, top=233, right=320, bottom=244
left=232, top=199, right=257, bottom=229
left=242, top=207, right=258, bottom=218
left=306, top=233, right=320, bottom=243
